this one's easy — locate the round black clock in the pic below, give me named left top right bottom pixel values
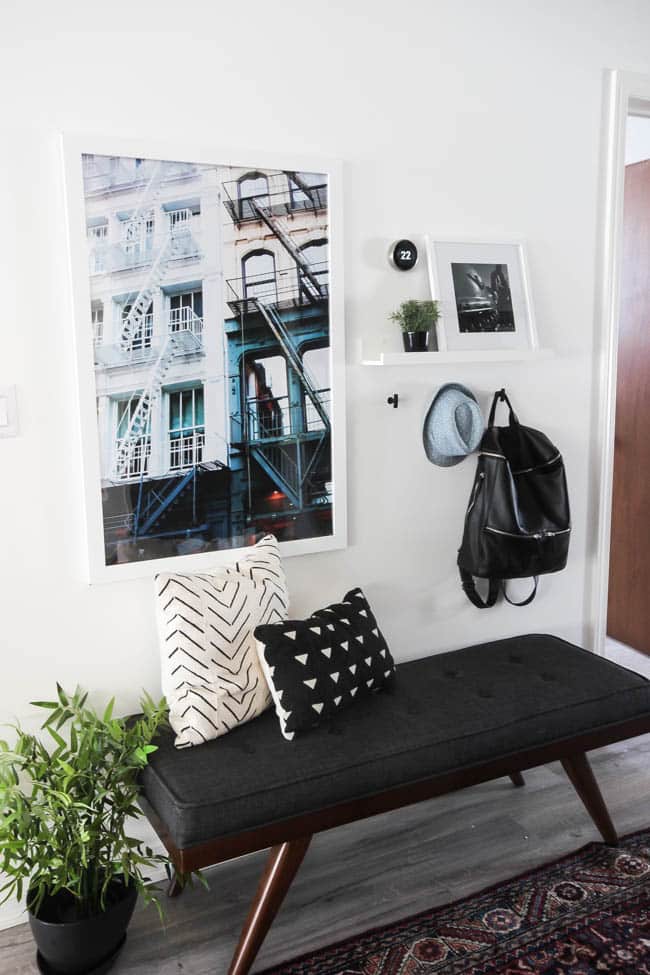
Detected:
left=390, top=239, right=419, bottom=271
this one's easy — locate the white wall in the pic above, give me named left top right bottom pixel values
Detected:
left=626, top=114, right=650, bottom=163
left=2, top=0, right=650, bottom=926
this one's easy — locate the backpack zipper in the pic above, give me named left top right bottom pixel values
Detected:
left=484, top=526, right=571, bottom=539
left=480, top=451, right=562, bottom=474
left=511, top=453, right=562, bottom=475
left=480, top=451, right=506, bottom=461
left=466, top=472, right=486, bottom=515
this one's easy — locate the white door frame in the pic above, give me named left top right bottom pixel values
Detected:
left=589, top=70, right=650, bottom=655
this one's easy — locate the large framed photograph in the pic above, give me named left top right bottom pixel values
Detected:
left=62, top=135, right=346, bottom=582
left=425, top=238, right=537, bottom=353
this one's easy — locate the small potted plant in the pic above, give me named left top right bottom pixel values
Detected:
left=390, top=299, right=440, bottom=353
left=0, top=685, right=168, bottom=974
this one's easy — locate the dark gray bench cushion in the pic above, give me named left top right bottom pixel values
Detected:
left=139, top=634, right=650, bottom=849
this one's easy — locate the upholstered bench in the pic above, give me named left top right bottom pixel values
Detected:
left=139, top=634, right=650, bottom=975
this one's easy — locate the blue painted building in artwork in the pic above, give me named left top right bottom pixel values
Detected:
left=221, top=171, right=332, bottom=544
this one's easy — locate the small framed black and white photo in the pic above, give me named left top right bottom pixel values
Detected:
left=425, top=238, right=537, bottom=353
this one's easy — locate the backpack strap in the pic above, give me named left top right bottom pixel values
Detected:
left=488, top=388, right=519, bottom=427
left=459, top=568, right=500, bottom=609
left=502, top=577, right=538, bottom=606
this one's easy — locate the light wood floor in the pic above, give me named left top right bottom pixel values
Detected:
left=2, top=647, right=650, bottom=974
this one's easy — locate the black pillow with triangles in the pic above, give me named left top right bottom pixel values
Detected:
left=255, top=587, right=396, bottom=740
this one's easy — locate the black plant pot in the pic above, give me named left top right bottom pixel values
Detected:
left=402, top=330, right=432, bottom=352
left=29, top=879, right=137, bottom=975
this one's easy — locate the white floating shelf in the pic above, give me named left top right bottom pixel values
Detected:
left=361, top=348, right=554, bottom=366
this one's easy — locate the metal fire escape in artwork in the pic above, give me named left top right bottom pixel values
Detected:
left=108, top=166, right=208, bottom=536
left=224, top=174, right=331, bottom=513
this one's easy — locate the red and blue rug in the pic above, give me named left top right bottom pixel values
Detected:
left=262, top=829, right=650, bottom=974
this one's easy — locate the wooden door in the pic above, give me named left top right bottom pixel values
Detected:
left=607, top=159, right=650, bottom=653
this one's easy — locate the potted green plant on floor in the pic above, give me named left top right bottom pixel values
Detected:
left=390, top=299, right=440, bottom=352
left=0, top=685, right=168, bottom=975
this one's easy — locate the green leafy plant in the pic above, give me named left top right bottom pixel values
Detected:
left=390, top=299, right=440, bottom=333
left=0, top=686, right=168, bottom=920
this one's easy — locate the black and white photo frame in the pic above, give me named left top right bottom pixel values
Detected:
left=425, top=237, right=538, bottom=353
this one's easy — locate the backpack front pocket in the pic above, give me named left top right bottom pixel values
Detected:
left=482, top=526, right=571, bottom=578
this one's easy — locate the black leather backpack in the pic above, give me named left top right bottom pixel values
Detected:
left=458, top=389, right=570, bottom=608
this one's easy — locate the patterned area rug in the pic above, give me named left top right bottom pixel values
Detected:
left=261, top=829, right=650, bottom=974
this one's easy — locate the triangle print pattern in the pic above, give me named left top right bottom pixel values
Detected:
left=155, top=535, right=288, bottom=749
left=255, top=587, right=396, bottom=740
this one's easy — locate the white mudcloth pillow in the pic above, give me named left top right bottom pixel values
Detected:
left=155, top=535, right=288, bottom=748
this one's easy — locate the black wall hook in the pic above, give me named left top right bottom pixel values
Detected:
left=387, top=393, right=399, bottom=409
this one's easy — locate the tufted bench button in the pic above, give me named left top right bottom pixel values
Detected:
left=444, top=670, right=459, bottom=679
left=478, top=689, right=493, bottom=698
left=540, top=672, right=556, bottom=682
left=509, top=654, right=523, bottom=663
left=327, top=724, right=344, bottom=736
left=233, top=743, right=256, bottom=755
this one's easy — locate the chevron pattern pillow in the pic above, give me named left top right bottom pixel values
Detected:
left=255, top=588, right=396, bottom=741
left=155, top=535, right=288, bottom=748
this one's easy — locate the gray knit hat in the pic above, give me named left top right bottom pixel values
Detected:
left=422, top=383, right=484, bottom=467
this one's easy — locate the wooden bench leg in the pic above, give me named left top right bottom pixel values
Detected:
left=227, top=835, right=312, bottom=975
left=167, top=871, right=183, bottom=898
left=509, top=771, right=525, bottom=787
left=561, top=752, right=618, bottom=846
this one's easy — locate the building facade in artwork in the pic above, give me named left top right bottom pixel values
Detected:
left=83, top=154, right=331, bottom=565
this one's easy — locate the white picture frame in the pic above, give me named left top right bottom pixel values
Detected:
left=61, top=133, right=347, bottom=584
left=425, top=237, right=538, bottom=353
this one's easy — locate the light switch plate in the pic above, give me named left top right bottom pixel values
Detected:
left=0, top=386, right=18, bottom=438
